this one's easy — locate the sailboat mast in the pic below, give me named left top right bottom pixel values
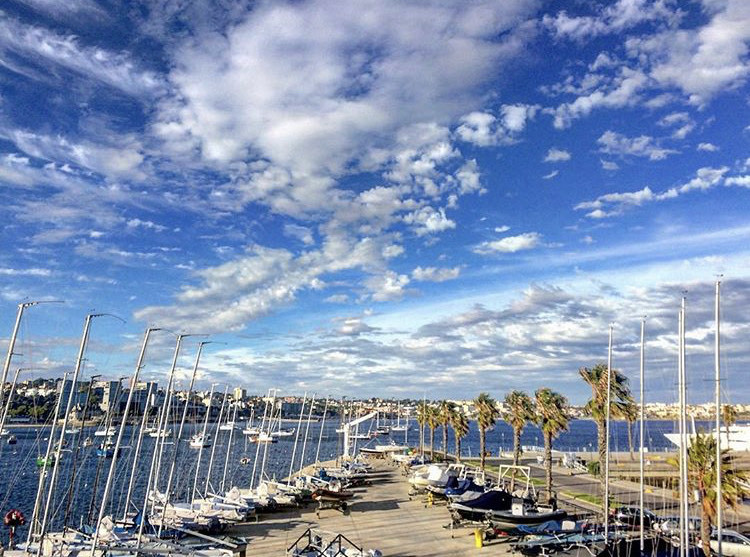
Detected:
left=1, top=301, right=61, bottom=431
left=91, top=326, right=158, bottom=553
left=639, top=318, right=645, bottom=552
left=122, top=382, right=155, bottom=521
left=715, top=280, right=723, bottom=557
left=26, top=371, right=68, bottom=547
left=288, top=392, right=307, bottom=484
left=158, top=340, right=209, bottom=534
left=0, top=367, right=23, bottom=440
left=37, top=312, right=98, bottom=557
left=250, top=390, right=272, bottom=489
left=203, top=386, right=228, bottom=497
left=192, top=383, right=215, bottom=499
left=151, top=334, right=189, bottom=511
left=603, top=324, right=613, bottom=541
left=297, top=394, right=316, bottom=475
left=678, top=298, right=688, bottom=557
left=220, top=402, right=239, bottom=492
left=315, top=397, right=330, bottom=465
left=136, top=333, right=186, bottom=550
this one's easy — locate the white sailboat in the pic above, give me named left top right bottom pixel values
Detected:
left=189, top=432, right=212, bottom=448
left=391, top=402, right=407, bottom=432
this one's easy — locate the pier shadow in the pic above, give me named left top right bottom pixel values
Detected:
left=350, top=499, right=400, bottom=513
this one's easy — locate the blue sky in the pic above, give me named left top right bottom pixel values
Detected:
left=1, top=0, right=749, bottom=404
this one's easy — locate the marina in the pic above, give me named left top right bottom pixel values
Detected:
left=3, top=1, right=750, bottom=553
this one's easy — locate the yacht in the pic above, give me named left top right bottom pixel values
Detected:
left=664, top=423, right=750, bottom=452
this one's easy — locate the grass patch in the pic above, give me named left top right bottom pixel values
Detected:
left=564, top=492, right=602, bottom=506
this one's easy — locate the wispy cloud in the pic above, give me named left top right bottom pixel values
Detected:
left=576, top=166, right=729, bottom=218
left=597, top=130, right=678, bottom=160
left=412, top=266, right=461, bottom=282
left=0, top=17, right=162, bottom=97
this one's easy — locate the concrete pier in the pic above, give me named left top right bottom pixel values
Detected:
left=227, top=461, right=502, bottom=556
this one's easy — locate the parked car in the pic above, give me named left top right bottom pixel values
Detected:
left=709, top=529, right=750, bottom=557
left=611, top=506, right=658, bottom=529
left=655, top=515, right=701, bottom=537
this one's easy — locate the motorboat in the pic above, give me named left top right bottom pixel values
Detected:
left=445, top=478, right=486, bottom=504
left=487, top=498, right=568, bottom=530
left=425, top=463, right=466, bottom=495
left=94, top=426, right=116, bottom=437
left=449, top=488, right=513, bottom=523
left=189, top=433, right=211, bottom=448
left=271, top=427, right=295, bottom=438
left=147, top=428, right=172, bottom=438
left=96, top=441, right=121, bottom=458
left=36, top=455, right=56, bottom=468
left=408, top=463, right=449, bottom=491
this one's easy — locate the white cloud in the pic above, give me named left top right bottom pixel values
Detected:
left=126, top=218, right=166, bottom=232
left=547, top=1, right=750, bottom=125
left=0, top=267, right=52, bottom=277
left=365, top=270, right=410, bottom=302
left=628, top=0, right=750, bottom=105
left=3, top=128, right=145, bottom=180
left=542, top=170, right=559, bottom=180
left=494, top=225, right=511, bottom=233
left=474, top=232, right=543, bottom=254
left=160, top=1, right=537, bottom=181
left=543, top=0, right=678, bottom=41
left=403, top=206, right=456, bottom=237
left=552, top=67, right=648, bottom=128
left=544, top=148, right=571, bottom=162
left=283, top=224, right=315, bottom=245
left=657, top=111, right=696, bottom=139
left=597, top=130, right=678, bottom=160
left=324, top=294, right=349, bottom=304
left=576, top=166, right=729, bottom=218
left=697, top=142, right=719, bottom=152
left=0, top=17, right=162, bottom=97
left=411, top=266, right=461, bottom=282
left=725, top=175, right=750, bottom=188
left=600, top=159, right=619, bottom=171
left=456, top=104, right=539, bottom=147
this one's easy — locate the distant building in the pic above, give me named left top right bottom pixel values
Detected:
left=101, top=380, right=126, bottom=414
left=56, top=379, right=88, bottom=417
left=233, top=387, right=247, bottom=401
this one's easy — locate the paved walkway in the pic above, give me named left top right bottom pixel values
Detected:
left=226, top=461, right=512, bottom=556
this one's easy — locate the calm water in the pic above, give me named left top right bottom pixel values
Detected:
left=0, top=418, right=700, bottom=541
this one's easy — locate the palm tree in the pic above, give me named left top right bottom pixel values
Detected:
left=426, top=406, right=439, bottom=459
left=438, top=400, right=454, bottom=459
left=504, top=390, right=536, bottom=491
left=474, top=392, right=499, bottom=471
left=668, top=432, right=749, bottom=557
left=623, top=401, right=638, bottom=461
left=535, top=388, right=569, bottom=497
left=579, top=363, right=634, bottom=498
left=722, top=404, right=737, bottom=438
left=416, top=403, right=428, bottom=456
left=450, top=408, right=469, bottom=462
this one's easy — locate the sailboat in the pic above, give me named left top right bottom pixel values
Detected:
left=391, top=402, right=407, bottom=432
left=94, top=425, right=116, bottom=437
left=189, top=432, right=212, bottom=448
